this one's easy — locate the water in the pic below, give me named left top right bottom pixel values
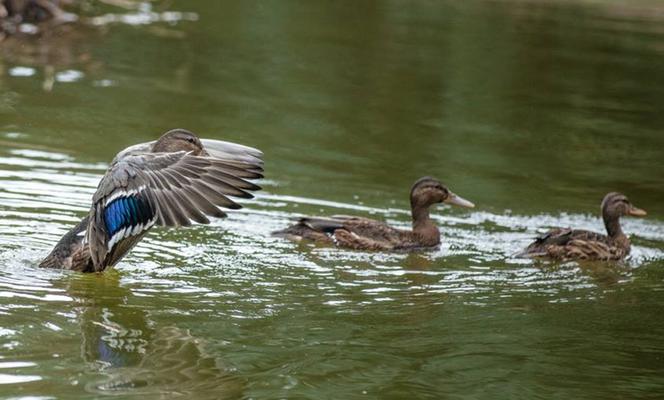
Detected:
left=1, top=0, right=664, bottom=398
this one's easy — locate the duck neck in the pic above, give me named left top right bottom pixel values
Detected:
left=411, top=204, right=440, bottom=245
left=603, top=214, right=624, bottom=239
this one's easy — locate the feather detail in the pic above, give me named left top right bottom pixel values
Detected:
left=42, top=131, right=263, bottom=272
left=87, top=146, right=263, bottom=270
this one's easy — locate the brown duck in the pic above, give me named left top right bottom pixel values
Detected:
left=519, top=192, right=647, bottom=261
left=272, top=177, right=475, bottom=251
left=39, top=128, right=263, bottom=272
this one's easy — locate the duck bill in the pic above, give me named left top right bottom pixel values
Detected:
left=628, top=206, right=647, bottom=217
left=444, top=192, right=475, bottom=208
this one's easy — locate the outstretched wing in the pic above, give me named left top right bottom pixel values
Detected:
left=87, top=151, right=262, bottom=270
left=113, top=138, right=264, bottom=169
left=200, top=139, right=264, bottom=168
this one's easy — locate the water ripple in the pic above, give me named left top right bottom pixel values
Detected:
left=0, top=136, right=662, bottom=397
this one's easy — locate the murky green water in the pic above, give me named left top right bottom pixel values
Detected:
left=1, top=0, right=664, bottom=398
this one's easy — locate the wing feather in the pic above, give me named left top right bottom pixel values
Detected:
left=88, top=150, right=262, bottom=269
left=191, top=180, right=241, bottom=210
left=199, top=174, right=253, bottom=199
left=181, top=186, right=228, bottom=219
left=209, top=168, right=262, bottom=191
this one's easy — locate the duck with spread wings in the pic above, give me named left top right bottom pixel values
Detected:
left=39, top=128, right=264, bottom=272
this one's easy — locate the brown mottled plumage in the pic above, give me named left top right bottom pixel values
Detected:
left=39, top=129, right=263, bottom=272
left=519, top=192, right=647, bottom=261
left=272, top=177, right=475, bottom=251
left=38, top=216, right=92, bottom=272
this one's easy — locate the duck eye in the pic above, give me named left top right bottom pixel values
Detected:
left=186, top=137, right=195, bottom=144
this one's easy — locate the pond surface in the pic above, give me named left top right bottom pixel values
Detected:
left=1, top=0, right=664, bottom=398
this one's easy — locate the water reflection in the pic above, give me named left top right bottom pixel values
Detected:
left=89, top=326, right=245, bottom=398
left=66, top=273, right=148, bottom=369
left=61, top=273, right=245, bottom=398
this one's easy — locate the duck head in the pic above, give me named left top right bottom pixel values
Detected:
left=409, top=176, right=475, bottom=210
left=601, top=192, right=646, bottom=219
left=600, top=192, right=646, bottom=237
left=152, top=128, right=207, bottom=156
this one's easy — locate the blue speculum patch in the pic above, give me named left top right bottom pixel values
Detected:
left=104, top=195, right=152, bottom=236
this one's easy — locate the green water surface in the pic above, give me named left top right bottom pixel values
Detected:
left=1, top=1, right=663, bottom=399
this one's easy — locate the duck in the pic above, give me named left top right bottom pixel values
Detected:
left=519, top=192, right=647, bottom=261
left=272, top=177, right=475, bottom=251
left=39, top=128, right=264, bottom=272
left=1, top=0, right=77, bottom=40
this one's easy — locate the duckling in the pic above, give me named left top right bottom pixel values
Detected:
left=272, top=177, right=474, bottom=251
left=39, top=128, right=263, bottom=272
left=519, top=192, right=647, bottom=261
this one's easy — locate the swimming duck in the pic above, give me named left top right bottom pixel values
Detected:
left=1, top=0, right=76, bottom=40
left=519, top=192, right=647, bottom=261
left=39, top=128, right=263, bottom=272
left=272, top=177, right=475, bottom=251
